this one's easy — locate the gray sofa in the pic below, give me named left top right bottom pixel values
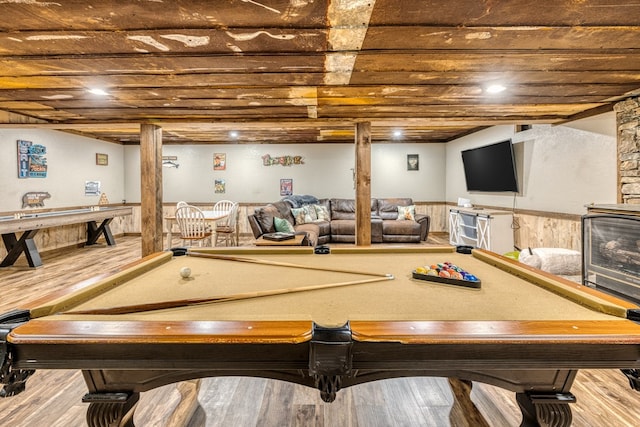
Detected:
left=248, top=196, right=430, bottom=246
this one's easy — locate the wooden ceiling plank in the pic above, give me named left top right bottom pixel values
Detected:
left=362, top=26, right=640, bottom=50
left=324, top=0, right=376, bottom=85
left=369, top=0, right=640, bottom=26
left=0, top=1, right=330, bottom=31
left=4, top=51, right=640, bottom=76
left=0, top=28, right=329, bottom=56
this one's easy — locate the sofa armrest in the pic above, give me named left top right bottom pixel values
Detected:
left=415, top=214, right=430, bottom=241
left=247, top=214, right=264, bottom=239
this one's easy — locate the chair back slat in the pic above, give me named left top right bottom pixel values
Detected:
left=215, top=202, right=239, bottom=246
left=175, top=205, right=212, bottom=246
left=222, top=202, right=239, bottom=228
left=213, top=200, right=235, bottom=215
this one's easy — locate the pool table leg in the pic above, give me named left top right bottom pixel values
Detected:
left=83, top=391, right=139, bottom=427
left=516, top=391, right=575, bottom=427
left=447, top=378, right=490, bottom=427
left=621, top=368, right=640, bottom=391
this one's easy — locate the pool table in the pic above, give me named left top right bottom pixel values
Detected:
left=2, top=246, right=640, bottom=427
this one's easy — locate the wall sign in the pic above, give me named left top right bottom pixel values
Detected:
left=280, top=178, right=293, bottom=196
left=85, top=181, right=101, bottom=196
left=215, top=179, right=225, bottom=194
left=17, top=140, right=48, bottom=178
left=21, top=192, right=51, bottom=208
left=162, top=156, right=179, bottom=168
left=96, top=153, right=108, bottom=166
left=262, top=154, right=304, bottom=166
left=214, top=153, right=226, bottom=170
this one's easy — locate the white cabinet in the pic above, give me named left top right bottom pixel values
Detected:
left=449, top=208, right=514, bottom=254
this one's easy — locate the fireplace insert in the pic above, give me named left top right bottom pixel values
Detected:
left=582, top=209, right=640, bottom=304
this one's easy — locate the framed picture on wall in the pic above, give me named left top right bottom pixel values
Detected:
left=280, top=178, right=293, bottom=196
left=85, top=181, right=101, bottom=196
left=215, top=179, right=225, bottom=193
left=214, top=153, right=226, bottom=170
left=407, top=154, right=419, bottom=171
left=18, top=140, right=48, bottom=178
left=96, top=153, right=108, bottom=166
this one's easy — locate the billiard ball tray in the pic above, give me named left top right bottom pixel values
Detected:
left=412, top=263, right=482, bottom=289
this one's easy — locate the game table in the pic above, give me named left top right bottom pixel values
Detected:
left=2, top=246, right=640, bottom=427
left=164, top=209, right=230, bottom=250
left=0, top=206, right=132, bottom=267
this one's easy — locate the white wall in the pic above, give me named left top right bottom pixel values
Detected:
left=1, top=112, right=616, bottom=214
left=372, top=143, right=446, bottom=199
left=0, top=129, right=125, bottom=211
left=445, top=114, right=617, bottom=215
left=124, top=142, right=446, bottom=204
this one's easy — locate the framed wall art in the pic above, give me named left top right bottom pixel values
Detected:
left=215, top=179, right=226, bottom=193
left=407, top=154, right=419, bottom=171
left=85, top=181, right=101, bottom=196
left=214, top=153, right=226, bottom=170
left=96, top=153, right=108, bottom=166
left=18, top=139, right=48, bottom=178
left=280, top=178, right=293, bottom=196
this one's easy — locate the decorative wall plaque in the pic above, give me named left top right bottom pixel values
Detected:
left=22, top=192, right=51, bottom=208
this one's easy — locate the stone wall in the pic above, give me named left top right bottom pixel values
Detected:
left=615, top=97, right=640, bottom=204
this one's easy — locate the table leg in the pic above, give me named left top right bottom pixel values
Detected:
left=83, top=392, right=139, bottom=427
left=447, top=378, right=490, bottom=427
left=166, top=218, right=175, bottom=249
left=87, top=218, right=115, bottom=245
left=1, top=230, right=42, bottom=267
left=164, top=379, right=203, bottom=426
left=211, top=219, right=217, bottom=247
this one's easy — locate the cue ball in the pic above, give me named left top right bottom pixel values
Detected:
left=180, top=267, right=191, bottom=278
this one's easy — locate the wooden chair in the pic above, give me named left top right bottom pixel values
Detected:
left=166, top=201, right=190, bottom=246
left=215, top=202, right=239, bottom=246
left=175, top=205, right=212, bottom=247
left=213, top=199, right=234, bottom=214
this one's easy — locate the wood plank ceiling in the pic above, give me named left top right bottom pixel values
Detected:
left=0, top=0, right=639, bottom=145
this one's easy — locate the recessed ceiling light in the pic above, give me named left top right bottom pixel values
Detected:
left=393, top=129, right=403, bottom=138
left=486, top=84, right=506, bottom=94
left=229, top=131, right=239, bottom=138
left=87, top=88, right=109, bottom=96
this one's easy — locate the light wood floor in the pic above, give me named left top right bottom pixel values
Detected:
left=1, top=235, right=640, bottom=426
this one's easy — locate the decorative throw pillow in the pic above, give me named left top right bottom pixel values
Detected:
left=314, top=204, right=330, bottom=221
left=397, top=205, right=416, bottom=221
left=274, top=216, right=295, bottom=233
left=291, top=206, right=314, bottom=224
left=305, top=204, right=318, bottom=221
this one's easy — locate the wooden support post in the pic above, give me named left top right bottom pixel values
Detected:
left=140, top=123, right=163, bottom=257
left=355, top=122, right=372, bottom=246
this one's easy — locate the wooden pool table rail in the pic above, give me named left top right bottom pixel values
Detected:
left=473, top=248, right=640, bottom=318
left=8, top=317, right=640, bottom=346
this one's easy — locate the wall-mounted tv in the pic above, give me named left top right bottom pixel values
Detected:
left=461, top=139, right=519, bottom=192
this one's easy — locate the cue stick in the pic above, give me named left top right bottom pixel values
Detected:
left=187, top=251, right=391, bottom=278
left=62, top=275, right=394, bottom=315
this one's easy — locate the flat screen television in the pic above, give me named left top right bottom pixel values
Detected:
left=461, top=139, right=519, bottom=192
